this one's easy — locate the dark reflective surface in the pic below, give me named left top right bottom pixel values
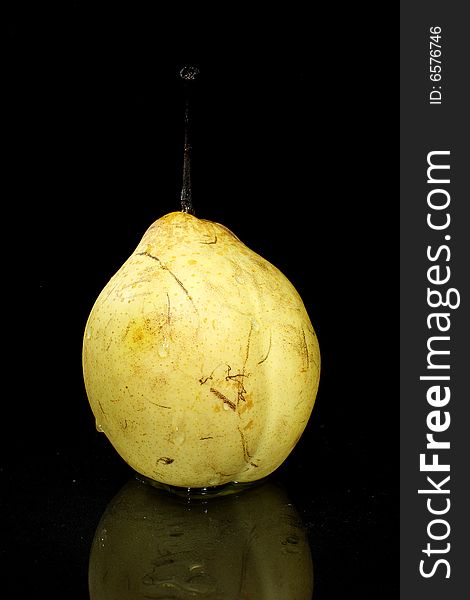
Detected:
left=89, top=476, right=313, bottom=599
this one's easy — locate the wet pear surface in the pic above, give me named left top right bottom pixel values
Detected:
left=83, top=212, right=321, bottom=488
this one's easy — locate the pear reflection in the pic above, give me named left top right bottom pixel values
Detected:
left=89, top=477, right=313, bottom=599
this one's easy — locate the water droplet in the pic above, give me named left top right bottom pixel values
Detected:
left=100, top=527, right=107, bottom=548
left=251, top=318, right=260, bottom=331
left=86, top=329, right=92, bottom=340
left=158, top=338, right=169, bottom=358
left=180, top=65, right=200, bottom=80
left=96, top=421, right=104, bottom=432
left=286, top=535, right=299, bottom=545
left=174, top=431, right=186, bottom=445
left=223, top=403, right=230, bottom=411
left=235, top=275, right=244, bottom=284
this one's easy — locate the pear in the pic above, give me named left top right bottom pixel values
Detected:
left=82, top=211, right=320, bottom=488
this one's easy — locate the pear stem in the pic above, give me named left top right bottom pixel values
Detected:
left=179, top=66, right=199, bottom=216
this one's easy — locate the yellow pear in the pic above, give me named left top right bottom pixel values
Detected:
left=82, top=211, right=320, bottom=488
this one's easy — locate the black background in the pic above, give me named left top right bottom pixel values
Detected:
left=4, top=3, right=397, bottom=598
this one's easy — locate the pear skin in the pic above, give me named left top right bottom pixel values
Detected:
left=83, top=212, right=320, bottom=488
